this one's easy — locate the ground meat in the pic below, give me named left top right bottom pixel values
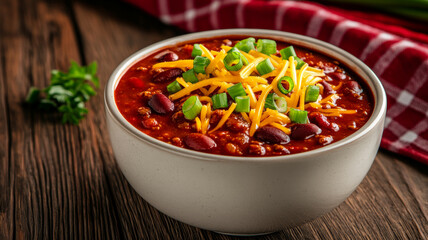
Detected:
left=171, top=111, right=192, bottom=130
left=248, top=144, right=266, bottom=156
left=317, top=135, right=333, bottom=145
left=172, top=111, right=185, bottom=123
left=142, top=118, right=160, bottom=130
left=210, top=110, right=225, bottom=125
left=273, top=144, right=290, bottom=154
left=177, top=122, right=191, bottom=130
left=225, top=143, right=243, bottom=155
left=225, top=114, right=249, bottom=133
left=137, top=106, right=151, bottom=119
left=171, top=137, right=183, bottom=147
left=138, top=87, right=162, bottom=100
left=230, top=132, right=250, bottom=147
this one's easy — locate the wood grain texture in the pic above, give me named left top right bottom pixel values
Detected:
left=0, top=0, right=427, bottom=239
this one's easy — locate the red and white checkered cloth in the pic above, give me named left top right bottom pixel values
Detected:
left=125, top=0, right=428, bottom=165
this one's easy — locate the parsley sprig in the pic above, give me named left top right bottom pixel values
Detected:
left=26, top=61, right=99, bottom=124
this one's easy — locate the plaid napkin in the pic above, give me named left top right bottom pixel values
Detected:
left=125, top=0, right=428, bottom=165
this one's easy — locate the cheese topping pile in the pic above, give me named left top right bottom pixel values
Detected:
left=152, top=43, right=357, bottom=136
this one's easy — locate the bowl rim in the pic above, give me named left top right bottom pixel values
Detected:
left=105, top=29, right=387, bottom=163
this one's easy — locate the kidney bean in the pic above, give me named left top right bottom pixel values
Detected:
left=290, top=123, right=322, bottom=140
left=184, top=133, right=217, bottom=151
left=148, top=93, right=174, bottom=114
left=309, top=112, right=330, bottom=129
left=152, top=68, right=183, bottom=82
left=158, top=52, right=179, bottom=62
left=343, top=81, right=362, bottom=94
left=255, top=126, right=290, bottom=144
left=328, top=72, right=346, bottom=81
left=319, top=80, right=335, bottom=95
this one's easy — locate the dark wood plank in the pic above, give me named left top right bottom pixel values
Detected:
left=71, top=1, right=428, bottom=240
left=0, top=1, right=15, bottom=239
left=0, top=0, right=123, bottom=239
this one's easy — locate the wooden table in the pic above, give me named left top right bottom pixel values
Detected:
left=1, top=0, right=427, bottom=239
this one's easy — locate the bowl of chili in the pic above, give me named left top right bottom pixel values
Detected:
left=105, top=29, right=386, bottom=235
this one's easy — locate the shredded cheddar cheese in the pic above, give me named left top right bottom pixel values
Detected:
left=195, top=117, right=201, bottom=132
left=240, top=112, right=250, bottom=122
left=152, top=60, right=193, bottom=70
left=269, top=122, right=291, bottom=135
left=199, top=96, right=213, bottom=104
left=176, top=77, right=189, bottom=88
left=155, top=41, right=358, bottom=138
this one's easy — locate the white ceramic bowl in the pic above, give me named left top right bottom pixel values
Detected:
left=105, top=29, right=386, bottom=235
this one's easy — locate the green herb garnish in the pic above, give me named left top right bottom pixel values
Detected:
left=25, top=61, right=99, bottom=124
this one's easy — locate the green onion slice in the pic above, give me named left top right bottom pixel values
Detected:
left=182, top=69, right=199, bottom=83
left=279, top=46, right=306, bottom=69
left=235, top=96, right=250, bottom=113
left=235, top=37, right=256, bottom=53
left=182, top=96, right=202, bottom=120
left=305, top=85, right=320, bottom=103
left=193, top=56, right=210, bottom=74
left=288, top=108, right=308, bottom=124
left=256, top=58, right=275, bottom=75
left=256, top=39, right=277, bottom=55
left=277, top=76, right=294, bottom=94
left=167, top=80, right=182, bottom=94
left=191, top=44, right=203, bottom=58
left=212, top=93, right=228, bottom=109
left=227, top=83, right=247, bottom=100
left=228, top=47, right=249, bottom=65
left=223, top=47, right=249, bottom=71
left=264, top=93, right=287, bottom=113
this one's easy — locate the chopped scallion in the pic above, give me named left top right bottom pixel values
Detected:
left=212, top=93, right=228, bottom=109
left=289, top=108, right=308, bottom=124
left=182, top=96, right=202, bottom=120
left=256, top=39, right=277, bottom=55
left=235, top=37, right=256, bottom=53
left=305, top=85, right=320, bottom=103
left=235, top=96, right=250, bottom=113
left=277, top=76, right=294, bottom=94
left=264, top=93, right=287, bottom=113
left=227, top=83, right=247, bottom=100
left=279, top=46, right=306, bottom=69
left=193, top=56, right=210, bottom=74
left=256, top=58, right=275, bottom=75
left=191, top=44, right=203, bottom=58
left=166, top=80, right=182, bottom=94
left=182, top=69, right=199, bottom=83
left=223, top=48, right=246, bottom=71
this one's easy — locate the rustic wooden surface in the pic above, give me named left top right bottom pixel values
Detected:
left=0, top=0, right=427, bottom=239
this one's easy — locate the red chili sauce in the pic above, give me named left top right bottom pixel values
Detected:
left=115, top=37, right=373, bottom=156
